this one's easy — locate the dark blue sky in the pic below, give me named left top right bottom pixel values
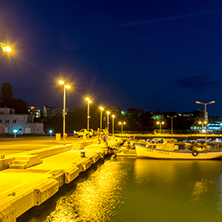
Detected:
left=1, top=0, right=222, bottom=115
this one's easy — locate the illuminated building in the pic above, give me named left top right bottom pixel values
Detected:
left=28, top=106, right=41, bottom=118
left=0, top=108, right=44, bottom=134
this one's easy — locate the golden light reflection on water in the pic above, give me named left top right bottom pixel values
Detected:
left=44, top=161, right=127, bottom=222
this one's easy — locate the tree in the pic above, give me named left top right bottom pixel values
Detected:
left=10, top=98, right=28, bottom=114
left=1, top=82, right=13, bottom=106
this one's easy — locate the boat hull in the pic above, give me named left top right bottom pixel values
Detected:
left=135, top=144, right=222, bottom=160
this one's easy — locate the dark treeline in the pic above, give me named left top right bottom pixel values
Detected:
left=0, top=83, right=28, bottom=114
left=2, top=83, right=222, bottom=134
left=44, top=106, right=221, bottom=134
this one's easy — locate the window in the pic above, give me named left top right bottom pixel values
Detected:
left=0, top=120, right=2, bottom=123
left=13, top=120, right=16, bottom=123
left=5, top=120, right=9, bottom=123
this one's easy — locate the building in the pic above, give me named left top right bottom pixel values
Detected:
left=0, top=108, right=44, bottom=134
left=43, top=105, right=64, bottom=119
left=28, top=106, right=41, bottom=118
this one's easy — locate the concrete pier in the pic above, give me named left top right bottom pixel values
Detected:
left=0, top=140, right=110, bottom=222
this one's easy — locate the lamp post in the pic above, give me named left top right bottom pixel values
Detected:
left=196, top=100, right=215, bottom=147
left=13, top=129, right=17, bottom=139
left=119, top=121, right=126, bottom=134
left=0, top=42, right=11, bottom=52
left=106, top=111, right=110, bottom=133
left=167, top=115, right=176, bottom=135
left=156, top=121, right=164, bottom=134
left=99, top=107, right=104, bottom=130
left=86, top=98, right=91, bottom=131
left=59, top=80, right=70, bottom=145
left=112, top=115, right=115, bottom=135
left=198, top=121, right=204, bottom=132
left=49, top=130, right=53, bottom=137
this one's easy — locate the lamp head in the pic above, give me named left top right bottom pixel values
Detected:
left=2, top=46, right=11, bottom=52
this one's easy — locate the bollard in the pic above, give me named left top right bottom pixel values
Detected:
left=80, top=151, right=86, bottom=158
left=1, top=154, right=5, bottom=159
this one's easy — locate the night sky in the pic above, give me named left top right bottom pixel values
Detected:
left=1, top=0, right=222, bottom=116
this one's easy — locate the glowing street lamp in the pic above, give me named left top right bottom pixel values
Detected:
left=111, top=115, right=115, bottom=135
left=196, top=100, right=215, bottom=147
left=119, top=121, right=126, bottom=134
left=106, top=111, right=110, bottom=133
left=167, top=115, right=176, bottom=135
left=0, top=42, right=11, bottom=53
left=157, top=121, right=164, bottom=134
left=59, top=80, right=70, bottom=145
left=49, top=130, right=53, bottom=137
left=13, top=129, right=18, bottom=139
left=86, top=98, right=92, bottom=131
left=99, top=107, right=104, bottom=130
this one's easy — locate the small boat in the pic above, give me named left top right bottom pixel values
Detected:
left=108, top=137, right=124, bottom=149
left=120, top=140, right=136, bottom=154
left=135, top=138, right=222, bottom=160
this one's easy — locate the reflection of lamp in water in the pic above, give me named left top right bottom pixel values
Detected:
left=196, top=100, right=215, bottom=147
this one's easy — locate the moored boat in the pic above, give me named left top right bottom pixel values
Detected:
left=135, top=138, right=222, bottom=160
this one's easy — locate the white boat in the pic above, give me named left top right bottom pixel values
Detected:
left=135, top=138, right=222, bottom=160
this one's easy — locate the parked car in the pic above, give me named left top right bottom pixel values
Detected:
left=73, top=129, right=94, bottom=138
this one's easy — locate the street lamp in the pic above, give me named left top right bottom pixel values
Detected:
left=49, top=130, right=53, bottom=137
left=119, top=121, right=126, bottom=134
left=112, top=115, right=115, bottom=135
left=99, top=107, right=104, bottom=130
left=86, top=98, right=92, bottom=131
left=196, top=100, right=215, bottom=147
left=0, top=42, right=11, bottom=52
left=198, top=121, right=205, bottom=132
left=156, top=121, right=164, bottom=134
left=106, top=111, right=110, bottom=133
left=167, top=115, right=176, bottom=135
left=13, top=129, right=17, bottom=138
left=59, top=80, right=70, bottom=145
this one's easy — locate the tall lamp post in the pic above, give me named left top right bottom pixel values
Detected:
left=99, top=107, right=104, bottom=130
left=112, top=115, right=115, bottom=135
left=86, top=98, right=92, bottom=131
left=106, top=111, right=110, bottom=133
left=198, top=121, right=205, bottom=133
left=119, top=121, right=126, bottom=134
left=167, top=115, right=177, bottom=135
left=156, top=121, right=164, bottom=134
left=196, top=100, right=215, bottom=147
left=0, top=42, right=11, bottom=52
left=59, top=80, right=70, bottom=145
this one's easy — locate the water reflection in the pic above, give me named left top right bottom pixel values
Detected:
left=44, top=160, right=128, bottom=222
left=19, top=158, right=222, bottom=222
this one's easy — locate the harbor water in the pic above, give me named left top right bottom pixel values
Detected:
left=18, top=157, right=222, bottom=222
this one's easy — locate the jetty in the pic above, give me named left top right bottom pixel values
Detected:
left=0, top=138, right=111, bottom=222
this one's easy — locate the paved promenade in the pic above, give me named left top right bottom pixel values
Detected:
left=0, top=136, right=110, bottom=222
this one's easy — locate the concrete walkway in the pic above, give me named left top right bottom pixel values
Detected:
left=0, top=140, right=110, bottom=222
